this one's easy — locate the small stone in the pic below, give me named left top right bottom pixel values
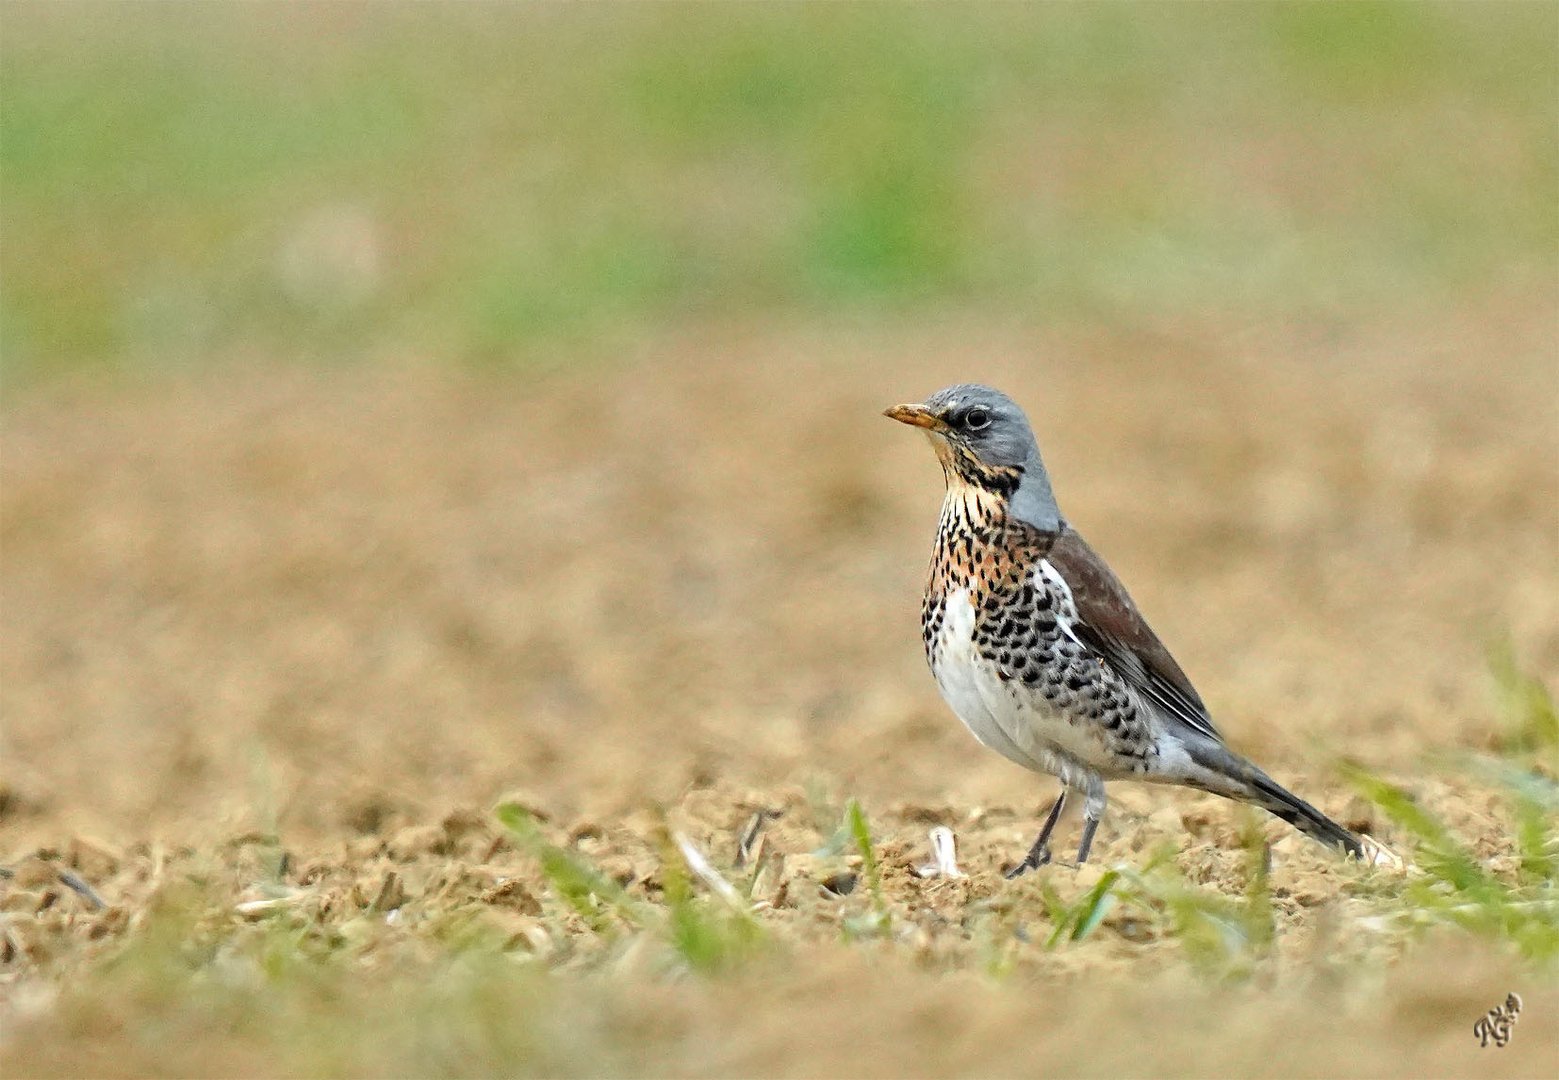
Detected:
left=236, top=897, right=294, bottom=919
left=481, top=878, right=543, bottom=916
left=7, top=857, right=57, bottom=890
left=4, top=918, right=51, bottom=964
left=369, top=872, right=407, bottom=913
left=88, top=907, right=129, bottom=940
left=819, top=871, right=858, bottom=896
left=895, top=803, right=954, bottom=825
left=0, top=890, right=44, bottom=914
left=388, top=825, right=447, bottom=860
left=1110, top=915, right=1155, bottom=943
left=567, top=820, right=603, bottom=843
left=68, top=836, right=120, bottom=879
left=345, top=836, right=384, bottom=862
left=1343, top=796, right=1376, bottom=835
left=477, top=908, right=552, bottom=953
left=441, top=809, right=489, bottom=842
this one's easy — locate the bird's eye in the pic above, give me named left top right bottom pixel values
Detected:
left=964, top=406, right=992, bottom=432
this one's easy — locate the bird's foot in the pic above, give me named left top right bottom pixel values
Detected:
left=1003, top=845, right=1052, bottom=880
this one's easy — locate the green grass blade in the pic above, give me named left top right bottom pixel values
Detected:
left=1340, top=762, right=1492, bottom=893
left=1487, top=638, right=1559, bottom=764
left=495, top=803, right=646, bottom=930
left=1070, top=869, right=1121, bottom=942
left=845, top=798, right=884, bottom=913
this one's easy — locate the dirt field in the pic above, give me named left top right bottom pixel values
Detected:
left=3, top=5, right=1555, bottom=1075
left=3, top=295, right=1556, bottom=1075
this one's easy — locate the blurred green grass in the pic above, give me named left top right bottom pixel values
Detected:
left=1, top=3, right=1554, bottom=380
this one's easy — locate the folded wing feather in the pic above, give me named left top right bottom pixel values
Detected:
left=1046, top=527, right=1224, bottom=744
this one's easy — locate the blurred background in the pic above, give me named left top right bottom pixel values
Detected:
left=2, top=3, right=1555, bottom=846
left=4, top=3, right=1553, bottom=378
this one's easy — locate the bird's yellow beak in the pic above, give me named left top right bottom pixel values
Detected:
left=883, top=403, right=949, bottom=432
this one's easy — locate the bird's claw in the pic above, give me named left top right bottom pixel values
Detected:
left=1003, top=845, right=1052, bottom=879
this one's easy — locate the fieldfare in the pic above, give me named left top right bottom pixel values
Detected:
left=886, top=384, right=1364, bottom=875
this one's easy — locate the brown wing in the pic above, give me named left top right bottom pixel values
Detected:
left=1047, top=527, right=1223, bottom=743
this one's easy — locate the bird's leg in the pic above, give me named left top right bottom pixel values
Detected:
left=1074, top=776, right=1108, bottom=866
left=1004, top=787, right=1067, bottom=880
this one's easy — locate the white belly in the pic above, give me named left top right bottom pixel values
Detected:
left=932, top=589, right=1050, bottom=772
left=930, top=587, right=1110, bottom=781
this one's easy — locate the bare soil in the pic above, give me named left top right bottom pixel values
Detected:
left=2, top=300, right=1556, bottom=1075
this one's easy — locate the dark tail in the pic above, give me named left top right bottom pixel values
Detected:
left=1183, top=742, right=1364, bottom=858
left=1245, top=773, right=1363, bottom=858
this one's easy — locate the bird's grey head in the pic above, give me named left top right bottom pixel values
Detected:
left=884, top=383, right=1062, bottom=532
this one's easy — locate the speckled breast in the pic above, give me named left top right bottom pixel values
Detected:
left=920, top=492, right=1157, bottom=778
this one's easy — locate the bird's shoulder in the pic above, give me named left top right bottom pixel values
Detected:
left=1039, top=525, right=1222, bottom=742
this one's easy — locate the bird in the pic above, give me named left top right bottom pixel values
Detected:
left=885, top=384, right=1364, bottom=876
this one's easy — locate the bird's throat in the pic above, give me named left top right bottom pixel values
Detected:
left=929, top=433, right=1060, bottom=534
left=940, top=472, right=1016, bottom=529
